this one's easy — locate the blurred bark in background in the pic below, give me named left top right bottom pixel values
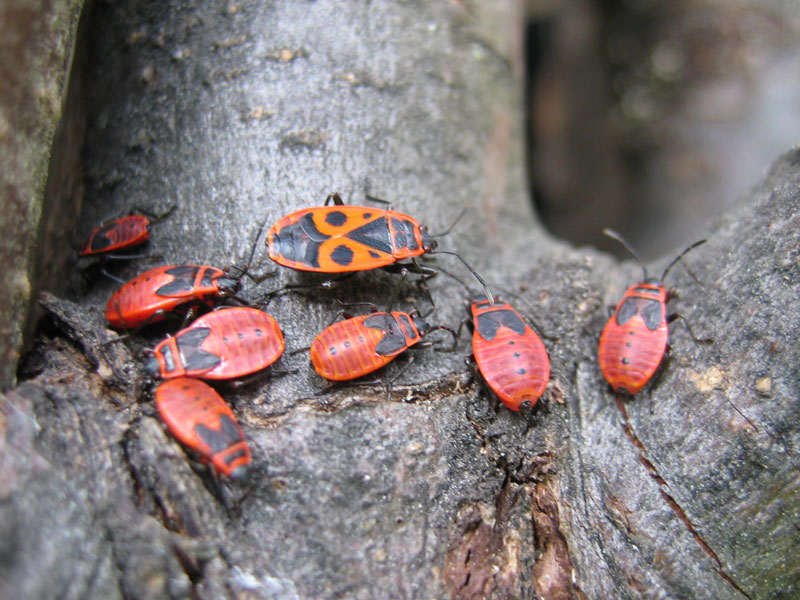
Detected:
left=527, top=0, right=800, bottom=259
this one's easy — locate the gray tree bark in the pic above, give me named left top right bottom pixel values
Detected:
left=2, top=1, right=798, bottom=599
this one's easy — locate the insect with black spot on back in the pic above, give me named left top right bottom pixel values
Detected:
left=266, top=192, right=438, bottom=273
left=105, top=218, right=271, bottom=330
left=468, top=297, right=550, bottom=411
left=144, top=307, right=285, bottom=380
left=598, top=229, right=708, bottom=395
left=309, top=309, right=458, bottom=382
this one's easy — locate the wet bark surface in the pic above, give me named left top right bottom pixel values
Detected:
left=3, top=1, right=799, bottom=599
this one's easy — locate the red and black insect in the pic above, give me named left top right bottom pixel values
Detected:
left=266, top=193, right=438, bottom=273
left=470, top=298, right=550, bottom=411
left=598, top=229, right=706, bottom=394
left=310, top=310, right=454, bottom=381
left=145, top=307, right=285, bottom=380
left=155, top=377, right=250, bottom=479
left=80, top=214, right=151, bottom=256
left=79, top=206, right=175, bottom=256
left=106, top=264, right=241, bottom=329
left=106, top=218, right=268, bottom=329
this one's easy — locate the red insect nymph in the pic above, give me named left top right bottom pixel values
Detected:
left=471, top=298, right=550, bottom=411
left=80, top=214, right=151, bottom=256
left=106, top=264, right=240, bottom=329
left=145, top=307, right=284, bottom=380
left=598, top=230, right=706, bottom=394
left=310, top=311, right=437, bottom=381
left=155, top=377, right=250, bottom=479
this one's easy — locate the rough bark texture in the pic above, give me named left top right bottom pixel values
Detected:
left=3, top=1, right=799, bottom=599
left=0, top=0, right=84, bottom=391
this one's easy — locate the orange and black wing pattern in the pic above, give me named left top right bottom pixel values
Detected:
left=267, top=206, right=427, bottom=273
left=148, top=307, right=284, bottom=380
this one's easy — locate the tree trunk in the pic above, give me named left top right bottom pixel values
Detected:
left=3, top=1, right=798, bottom=599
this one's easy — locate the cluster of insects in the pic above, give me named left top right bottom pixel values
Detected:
left=81, top=194, right=705, bottom=481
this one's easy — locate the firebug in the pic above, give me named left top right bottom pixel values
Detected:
left=154, top=377, right=250, bottom=479
left=470, top=298, right=550, bottom=411
left=598, top=229, right=707, bottom=394
left=145, top=307, right=284, bottom=380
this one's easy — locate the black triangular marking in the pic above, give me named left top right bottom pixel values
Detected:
left=364, top=313, right=406, bottom=355
left=345, top=216, right=392, bottom=254
left=616, top=297, right=638, bottom=326
left=157, top=266, right=200, bottom=296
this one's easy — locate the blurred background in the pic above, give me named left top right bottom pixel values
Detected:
left=524, top=0, right=800, bottom=258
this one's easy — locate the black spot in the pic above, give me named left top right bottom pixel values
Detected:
left=325, top=210, right=348, bottom=226
left=369, top=251, right=380, bottom=258
left=622, top=358, right=630, bottom=365
left=331, top=244, right=354, bottom=266
left=363, top=212, right=372, bottom=219
left=359, top=336, right=365, bottom=342
left=329, top=347, right=337, bottom=355
left=223, top=337, right=229, bottom=344
left=626, top=342, right=632, bottom=347
left=238, top=332, right=244, bottom=339
left=255, top=329, right=262, bottom=336
left=520, top=400, right=532, bottom=409
left=514, top=352, right=520, bottom=358
left=508, top=340, right=515, bottom=345
left=345, top=341, right=351, bottom=347
left=517, top=368, right=526, bottom=375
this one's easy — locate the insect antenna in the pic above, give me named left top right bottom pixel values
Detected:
left=227, top=213, right=276, bottom=288
left=426, top=324, right=459, bottom=352
left=435, top=265, right=476, bottom=297
left=603, top=228, right=648, bottom=282
left=428, top=207, right=467, bottom=238
left=660, top=239, right=707, bottom=284
left=430, top=249, right=494, bottom=305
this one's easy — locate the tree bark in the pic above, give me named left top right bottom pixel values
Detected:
left=0, top=0, right=85, bottom=391
left=3, top=1, right=798, bottom=599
